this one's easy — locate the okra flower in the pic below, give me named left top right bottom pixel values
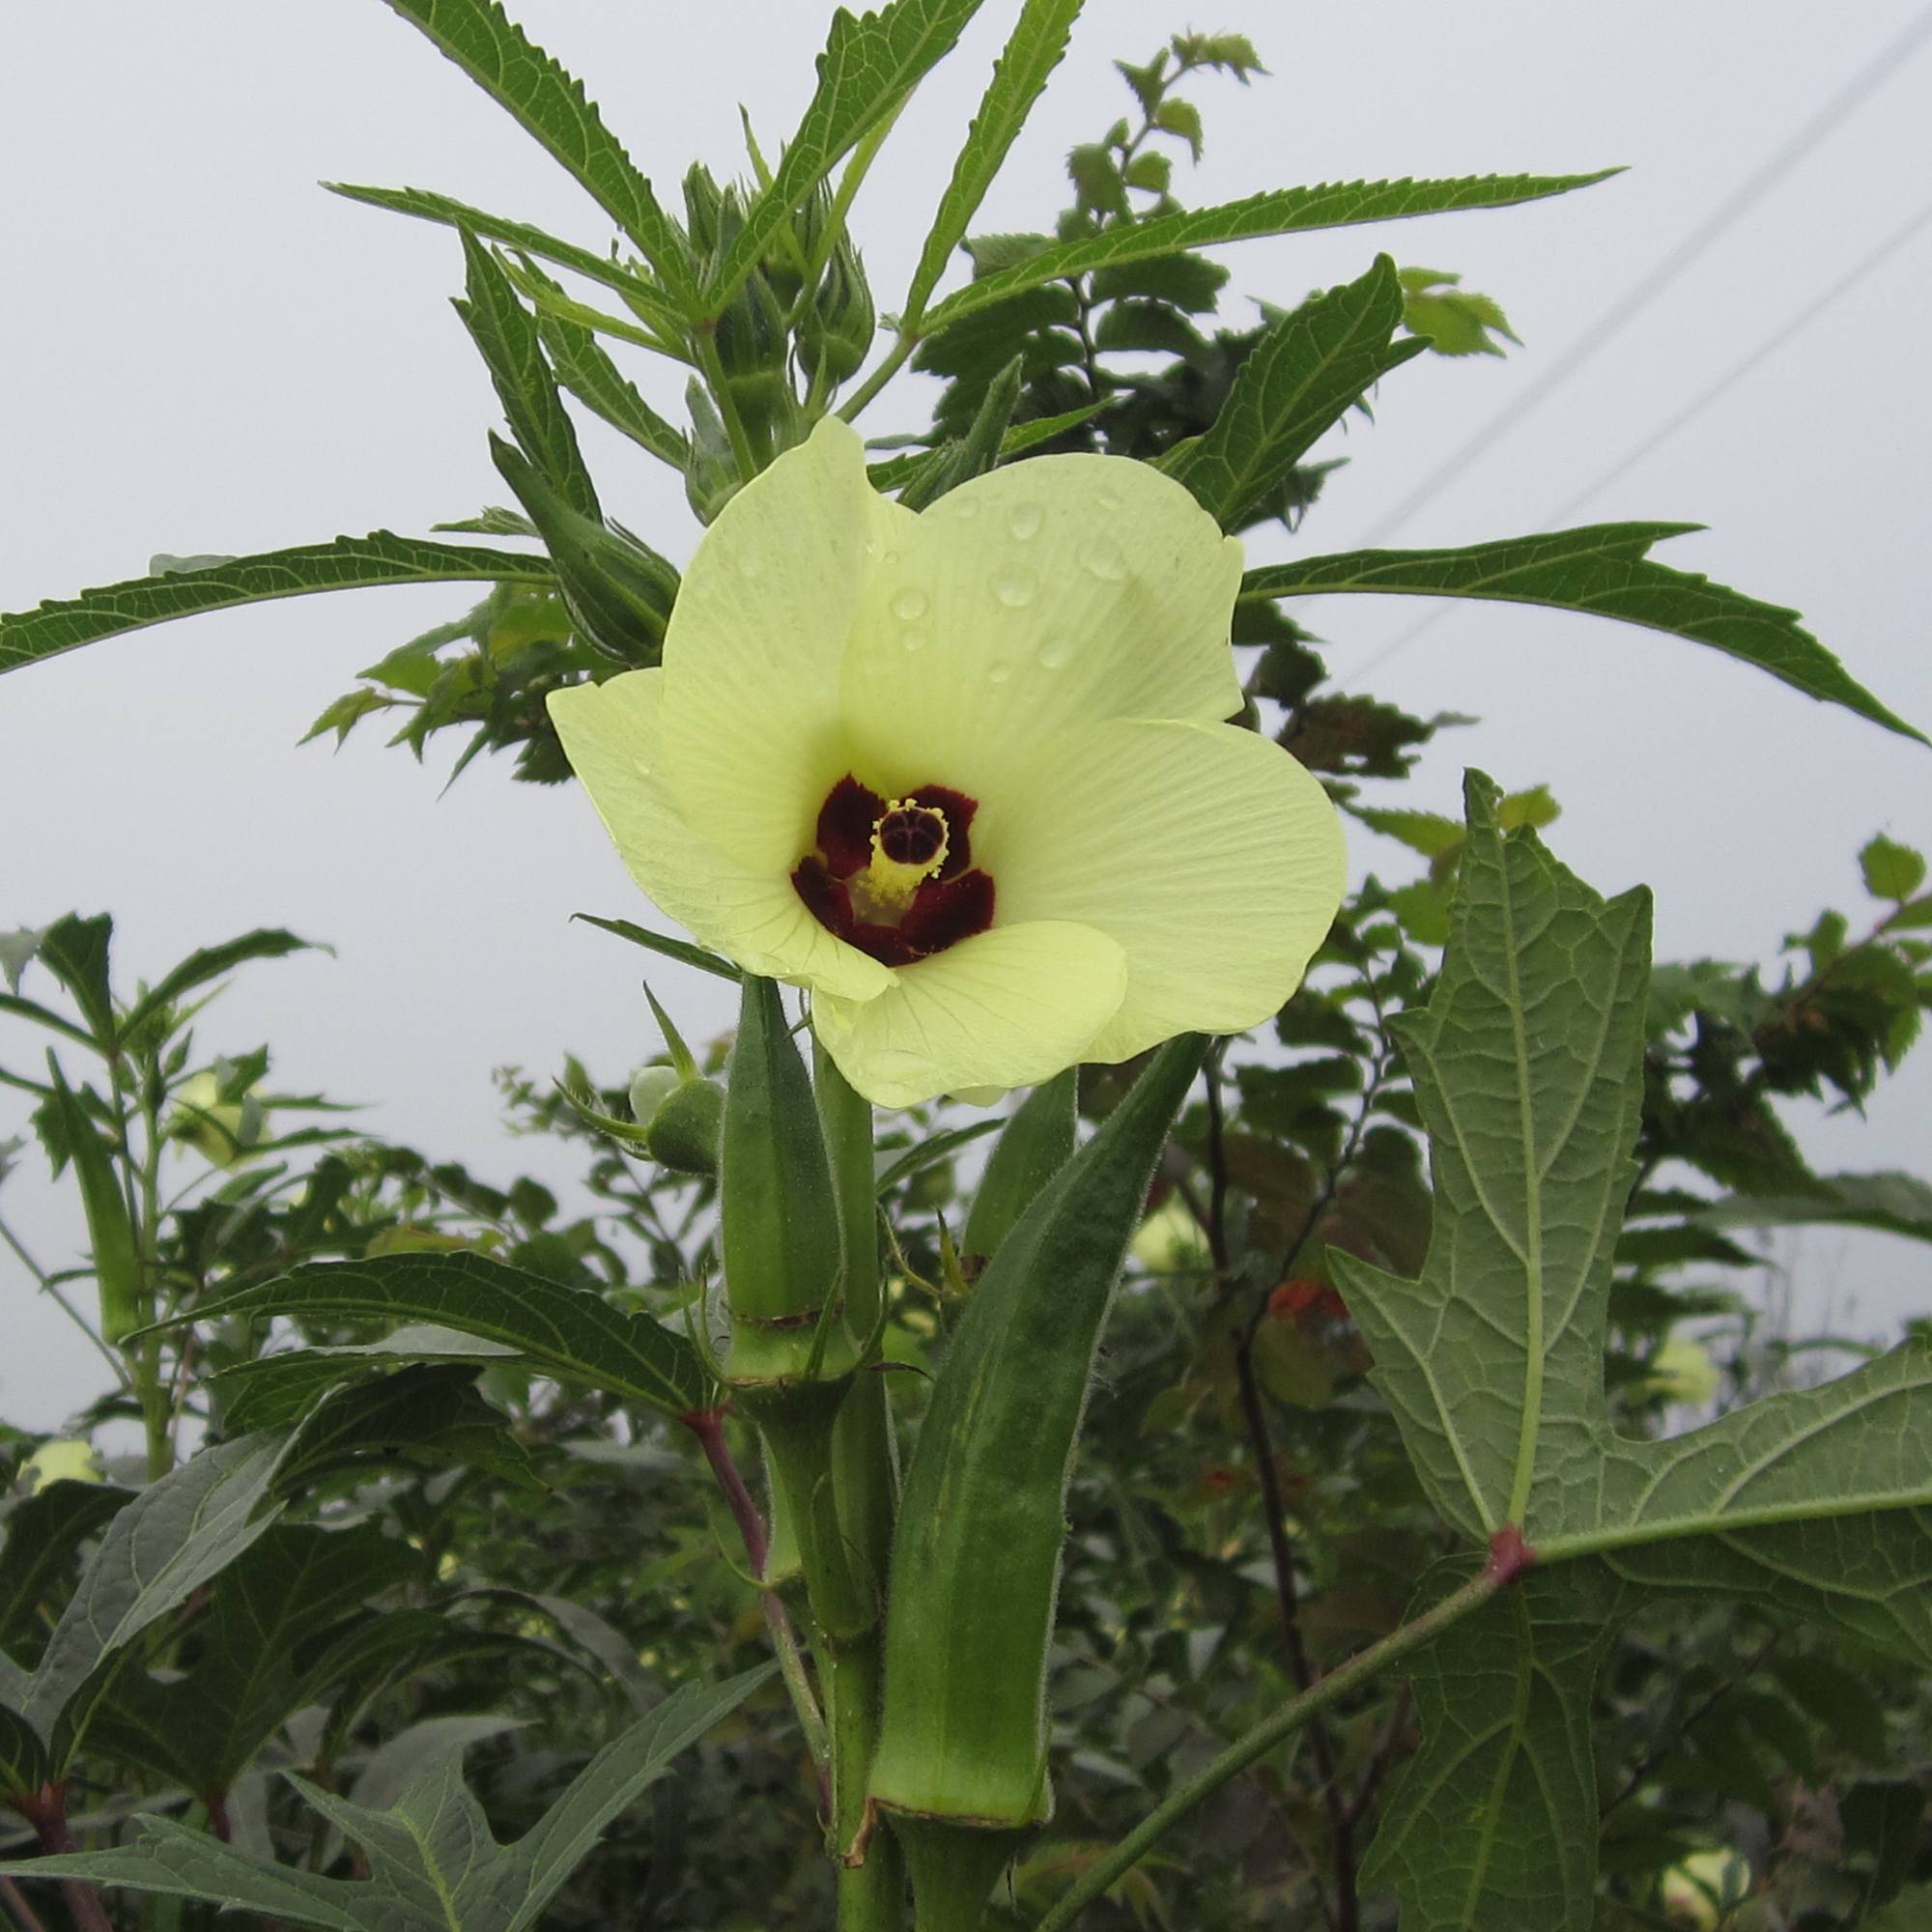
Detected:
left=550, top=417, right=1345, bottom=1107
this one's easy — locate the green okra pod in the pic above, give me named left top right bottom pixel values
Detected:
left=958, top=1068, right=1077, bottom=1266
left=868, top=1036, right=1205, bottom=1853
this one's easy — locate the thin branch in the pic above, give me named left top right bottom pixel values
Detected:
left=0, top=1878, right=48, bottom=1932
left=1031, top=1555, right=1521, bottom=1932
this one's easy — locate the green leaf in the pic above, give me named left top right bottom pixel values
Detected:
left=454, top=233, right=599, bottom=516
left=709, top=0, right=984, bottom=311
left=1863, top=833, right=1928, bottom=903
left=1331, top=772, right=1652, bottom=1541
left=1, top=535, right=551, bottom=676
left=901, top=0, right=1083, bottom=326
left=324, top=182, right=683, bottom=336
left=1364, top=1560, right=1625, bottom=1932
left=571, top=912, right=743, bottom=982
left=0, top=1481, right=132, bottom=1661
left=193, top=1252, right=713, bottom=1419
left=1241, top=526, right=1926, bottom=744
left=120, top=928, right=317, bottom=1041
left=14, top=1433, right=290, bottom=1770
left=534, top=307, right=690, bottom=469
left=89, top=1522, right=417, bottom=1792
left=1692, top=1170, right=1932, bottom=1246
left=378, top=0, right=695, bottom=302
left=32, top=914, right=115, bottom=1043
left=919, top=171, right=1619, bottom=332
left=0, top=1668, right=774, bottom=1932
left=1157, top=255, right=1428, bottom=531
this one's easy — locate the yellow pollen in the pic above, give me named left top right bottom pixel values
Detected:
left=857, top=800, right=950, bottom=913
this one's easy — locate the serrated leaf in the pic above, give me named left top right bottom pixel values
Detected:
left=378, top=0, right=694, bottom=302
left=90, top=1522, right=416, bottom=1792
left=1158, top=254, right=1427, bottom=530
left=31, top=914, right=116, bottom=1042
left=1863, top=833, right=1928, bottom=903
left=1331, top=772, right=1651, bottom=1541
left=454, top=233, right=598, bottom=516
left=279, top=1363, right=542, bottom=1493
left=919, top=171, right=1618, bottom=331
left=902, top=0, right=1082, bottom=326
left=1, top=535, right=551, bottom=676
left=14, top=1434, right=289, bottom=1769
left=0, top=1668, right=773, bottom=1932
left=1364, top=1560, right=1624, bottom=1932
left=711, top=0, right=983, bottom=311
left=1241, top=525, right=1925, bottom=744
left=533, top=308, right=689, bottom=469
left=324, top=183, right=683, bottom=336
left=193, top=1252, right=713, bottom=1419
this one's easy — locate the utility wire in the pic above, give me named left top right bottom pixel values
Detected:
left=1344, top=201, right=1932, bottom=683
left=1357, top=0, right=1932, bottom=547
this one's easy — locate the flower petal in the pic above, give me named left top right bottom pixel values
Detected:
left=838, top=454, right=1244, bottom=802
left=810, top=921, right=1128, bottom=1108
left=656, top=416, right=913, bottom=871
left=980, top=718, right=1346, bottom=1063
left=549, top=668, right=893, bottom=1002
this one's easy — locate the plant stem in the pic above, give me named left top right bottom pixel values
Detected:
left=15, top=1787, right=113, bottom=1932
left=829, top=1630, right=903, bottom=1932
left=0, top=1878, right=47, bottom=1932
left=1030, top=1557, right=1520, bottom=1932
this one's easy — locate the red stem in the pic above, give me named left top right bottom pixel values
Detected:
left=681, top=1406, right=770, bottom=1577
left=12, top=1784, right=114, bottom=1932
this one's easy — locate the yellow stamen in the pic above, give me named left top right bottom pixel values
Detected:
left=856, top=800, right=950, bottom=913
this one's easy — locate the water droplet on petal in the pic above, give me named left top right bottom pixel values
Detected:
left=1037, top=636, right=1073, bottom=669
left=994, top=568, right=1037, bottom=609
left=988, top=660, right=1013, bottom=684
left=892, top=587, right=929, bottom=621
left=1007, top=503, right=1042, bottom=540
left=1095, top=487, right=1123, bottom=512
left=1080, top=538, right=1129, bottom=582
left=953, top=497, right=980, bottom=519
left=902, top=629, right=928, bottom=653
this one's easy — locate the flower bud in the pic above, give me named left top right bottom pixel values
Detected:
left=796, top=237, right=876, bottom=389
left=490, top=436, right=678, bottom=665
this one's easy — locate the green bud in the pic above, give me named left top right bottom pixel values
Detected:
left=720, top=977, right=846, bottom=1380
left=684, top=380, right=741, bottom=525
left=646, top=1077, right=724, bottom=1177
left=680, top=162, right=737, bottom=262
left=490, top=437, right=678, bottom=665
left=796, top=237, right=876, bottom=389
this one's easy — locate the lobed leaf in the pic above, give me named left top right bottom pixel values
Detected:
left=379, top=0, right=694, bottom=301
left=0, top=535, right=551, bottom=676
left=534, top=307, right=691, bottom=469
left=194, top=1251, right=713, bottom=1419
left=1158, top=254, right=1428, bottom=531
left=919, top=170, right=1620, bottom=332
left=1241, top=525, right=1925, bottom=743
left=709, top=0, right=984, bottom=310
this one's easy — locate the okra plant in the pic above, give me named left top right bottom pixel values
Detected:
left=3, top=4, right=1930, bottom=1931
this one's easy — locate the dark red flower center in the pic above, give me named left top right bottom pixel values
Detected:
left=792, top=774, right=996, bottom=969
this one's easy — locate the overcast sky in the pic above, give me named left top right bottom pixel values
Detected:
left=2, top=2, right=1928, bottom=1433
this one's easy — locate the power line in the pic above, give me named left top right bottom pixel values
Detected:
left=1358, top=0, right=1932, bottom=547
left=1343, top=202, right=1932, bottom=683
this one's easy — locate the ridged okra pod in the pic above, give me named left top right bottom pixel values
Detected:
left=868, top=1037, right=1206, bottom=1909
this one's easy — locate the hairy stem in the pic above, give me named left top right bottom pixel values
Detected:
left=1031, top=1557, right=1521, bottom=1932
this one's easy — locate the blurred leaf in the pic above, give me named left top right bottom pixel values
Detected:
left=278, top=1363, right=542, bottom=1493
left=1862, top=834, right=1928, bottom=903
left=1242, top=525, right=1926, bottom=744
left=920, top=171, right=1620, bottom=331
left=0, top=1481, right=133, bottom=1662
left=0, top=535, right=551, bottom=675
left=1692, top=1170, right=1932, bottom=1246
left=1398, top=266, right=1520, bottom=356
left=120, top=929, right=318, bottom=1042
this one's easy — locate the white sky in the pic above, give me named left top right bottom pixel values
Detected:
left=2, top=2, right=1928, bottom=1431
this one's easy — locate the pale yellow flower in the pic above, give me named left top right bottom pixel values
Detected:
left=550, top=418, right=1344, bottom=1107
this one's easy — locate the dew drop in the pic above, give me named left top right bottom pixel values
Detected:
left=892, top=587, right=929, bottom=621
left=952, top=497, right=980, bottom=519
left=994, top=568, right=1037, bottom=609
left=1007, top=503, right=1043, bottom=540
left=988, top=659, right=1013, bottom=685
left=1095, top=487, right=1123, bottom=512
left=1037, top=636, right=1073, bottom=669
left=901, top=629, right=928, bottom=653
left=1079, top=538, right=1129, bottom=582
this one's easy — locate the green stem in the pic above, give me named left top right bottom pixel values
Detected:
left=690, top=327, right=762, bottom=481
left=1030, top=1558, right=1518, bottom=1932
left=837, top=330, right=918, bottom=424
left=830, top=1630, right=903, bottom=1932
